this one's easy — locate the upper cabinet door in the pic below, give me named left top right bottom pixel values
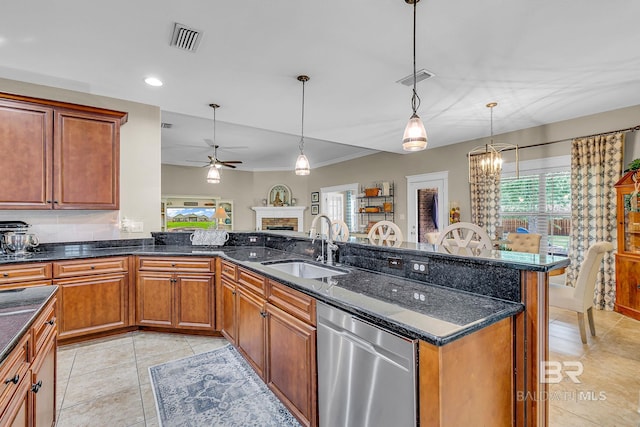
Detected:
left=0, top=100, right=53, bottom=209
left=53, top=110, right=120, bottom=209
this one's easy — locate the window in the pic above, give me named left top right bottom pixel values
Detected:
left=500, top=156, right=571, bottom=255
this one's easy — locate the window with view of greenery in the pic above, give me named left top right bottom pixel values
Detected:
left=500, top=170, right=571, bottom=255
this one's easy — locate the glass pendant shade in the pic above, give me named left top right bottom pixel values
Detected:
left=402, top=113, right=428, bottom=151
left=207, top=165, right=221, bottom=183
left=295, top=152, right=310, bottom=176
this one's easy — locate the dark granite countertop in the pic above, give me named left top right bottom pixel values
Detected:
left=0, top=286, right=57, bottom=364
left=0, top=241, right=527, bottom=346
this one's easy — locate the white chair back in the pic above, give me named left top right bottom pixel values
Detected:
left=331, top=220, right=350, bottom=242
left=367, top=221, right=403, bottom=247
left=436, top=222, right=492, bottom=250
left=573, top=241, right=614, bottom=312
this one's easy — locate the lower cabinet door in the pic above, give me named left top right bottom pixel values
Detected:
left=236, top=286, right=266, bottom=379
left=136, top=272, right=173, bottom=327
left=31, top=331, right=56, bottom=427
left=175, top=273, right=214, bottom=330
left=57, top=273, right=129, bottom=339
left=266, top=303, right=317, bottom=427
left=221, top=279, right=237, bottom=344
left=616, top=255, right=640, bottom=317
left=0, top=374, right=30, bottom=427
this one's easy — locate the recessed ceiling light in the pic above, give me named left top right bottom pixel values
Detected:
left=144, top=77, right=163, bottom=87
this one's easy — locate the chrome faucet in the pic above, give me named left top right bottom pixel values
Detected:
left=310, top=214, right=338, bottom=265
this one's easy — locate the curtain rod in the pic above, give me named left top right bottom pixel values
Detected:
left=501, top=124, right=640, bottom=153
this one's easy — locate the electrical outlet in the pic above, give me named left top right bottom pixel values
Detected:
left=388, top=257, right=403, bottom=269
left=410, top=260, right=428, bottom=274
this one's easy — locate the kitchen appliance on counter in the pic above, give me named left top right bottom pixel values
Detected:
left=317, top=302, right=417, bottom=427
left=0, top=221, right=37, bottom=256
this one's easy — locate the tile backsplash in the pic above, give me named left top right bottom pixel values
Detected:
left=0, top=210, right=127, bottom=243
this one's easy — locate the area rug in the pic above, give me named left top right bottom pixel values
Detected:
left=149, top=344, right=301, bottom=427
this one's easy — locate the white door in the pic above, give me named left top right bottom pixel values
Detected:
left=406, top=172, right=448, bottom=243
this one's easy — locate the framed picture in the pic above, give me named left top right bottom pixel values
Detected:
left=311, top=192, right=319, bottom=203
left=311, top=204, right=319, bottom=215
left=268, top=184, right=292, bottom=206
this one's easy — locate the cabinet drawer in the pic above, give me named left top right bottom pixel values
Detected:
left=31, top=298, right=57, bottom=358
left=0, top=263, right=52, bottom=285
left=138, top=257, right=213, bottom=273
left=238, top=267, right=267, bottom=297
left=220, top=260, right=237, bottom=281
left=268, top=280, right=316, bottom=325
left=53, top=257, right=128, bottom=278
left=0, top=333, right=29, bottom=412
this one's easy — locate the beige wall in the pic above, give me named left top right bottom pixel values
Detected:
left=2, top=75, right=638, bottom=242
left=162, top=103, right=640, bottom=237
left=0, top=78, right=161, bottom=242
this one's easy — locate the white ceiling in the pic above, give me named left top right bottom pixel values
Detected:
left=2, top=1, right=640, bottom=171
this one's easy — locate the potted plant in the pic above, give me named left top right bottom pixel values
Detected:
left=625, top=158, right=640, bottom=172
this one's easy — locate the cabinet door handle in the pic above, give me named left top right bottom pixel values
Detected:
left=53, top=200, right=59, bottom=204
left=260, top=311, right=268, bottom=318
left=46, top=200, right=52, bottom=204
left=2, top=273, right=8, bottom=277
left=47, top=318, right=56, bottom=326
left=171, top=263, right=176, bottom=267
left=90, top=266, right=96, bottom=270
left=31, top=380, right=42, bottom=393
left=231, top=290, right=236, bottom=295
left=637, top=284, right=640, bottom=290
left=4, top=374, right=19, bottom=385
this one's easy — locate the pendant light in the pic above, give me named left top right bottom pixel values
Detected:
left=295, top=75, right=311, bottom=176
left=402, top=0, right=428, bottom=152
left=207, top=103, right=221, bottom=184
left=467, top=102, right=519, bottom=182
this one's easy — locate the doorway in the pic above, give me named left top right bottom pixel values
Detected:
left=406, top=172, right=448, bottom=243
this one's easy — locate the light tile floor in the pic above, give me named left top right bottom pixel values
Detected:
left=54, top=309, right=640, bottom=427
left=548, top=306, right=640, bottom=426
left=55, top=332, right=228, bottom=427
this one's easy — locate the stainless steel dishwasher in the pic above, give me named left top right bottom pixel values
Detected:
left=317, top=302, right=417, bottom=427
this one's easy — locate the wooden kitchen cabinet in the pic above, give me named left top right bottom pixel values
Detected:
left=136, top=257, right=215, bottom=331
left=54, top=257, right=131, bottom=341
left=614, top=170, right=640, bottom=320
left=266, top=301, right=317, bottom=427
left=0, top=262, right=52, bottom=290
left=218, top=261, right=318, bottom=427
left=220, top=277, right=238, bottom=344
left=0, top=93, right=127, bottom=210
left=0, top=296, right=57, bottom=427
left=419, top=318, right=512, bottom=427
left=236, top=283, right=267, bottom=379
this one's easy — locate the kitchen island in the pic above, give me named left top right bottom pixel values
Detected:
left=0, top=231, right=567, bottom=426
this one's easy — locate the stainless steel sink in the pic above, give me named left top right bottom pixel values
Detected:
left=262, top=261, right=348, bottom=279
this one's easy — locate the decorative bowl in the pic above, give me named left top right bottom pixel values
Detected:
left=364, top=188, right=380, bottom=197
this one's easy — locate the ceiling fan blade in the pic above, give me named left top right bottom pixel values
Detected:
left=220, top=160, right=243, bottom=164
left=221, top=163, right=237, bottom=169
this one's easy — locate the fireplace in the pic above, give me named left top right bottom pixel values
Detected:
left=251, top=206, right=306, bottom=232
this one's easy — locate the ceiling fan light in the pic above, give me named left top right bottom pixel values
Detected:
left=207, top=165, right=221, bottom=183
left=402, top=113, right=428, bottom=151
left=295, top=153, right=310, bottom=176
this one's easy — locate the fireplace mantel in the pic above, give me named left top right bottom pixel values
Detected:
left=251, top=206, right=307, bottom=232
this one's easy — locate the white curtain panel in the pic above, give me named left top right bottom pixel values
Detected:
left=567, top=133, right=623, bottom=310
left=469, top=155, right=501, bottom=239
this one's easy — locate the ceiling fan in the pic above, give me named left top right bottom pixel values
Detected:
left=204, top=143, right=243, bottom=169
left=185, top=103, right=243, bottom=169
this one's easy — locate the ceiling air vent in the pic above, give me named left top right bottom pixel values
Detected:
left=170, top=23, right=203, bottom=52
left=161, top=122, right=173, bottom=129
left=396, top=69, right=435, bottom=86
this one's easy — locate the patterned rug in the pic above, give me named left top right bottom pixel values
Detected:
left=149, top=344, right=301, bottom=427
